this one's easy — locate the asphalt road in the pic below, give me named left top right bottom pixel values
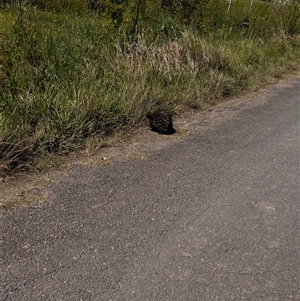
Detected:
left=1, top=78, right=299, bottom=301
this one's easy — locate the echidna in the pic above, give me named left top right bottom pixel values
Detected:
left=146, top=108, right=176, bottom=135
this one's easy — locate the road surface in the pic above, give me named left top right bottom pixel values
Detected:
left=1, top=77, right=299, bottom=300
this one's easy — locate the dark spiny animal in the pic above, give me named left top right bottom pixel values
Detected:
left=146, top=108, right=176, bottom=135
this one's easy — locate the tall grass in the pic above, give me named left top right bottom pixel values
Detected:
left=1, top=0, right=300, bottom=172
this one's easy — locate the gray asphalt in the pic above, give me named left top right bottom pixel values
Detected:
left=1, top=78, right=299, bottom=301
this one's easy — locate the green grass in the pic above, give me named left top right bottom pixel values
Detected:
left=1, top=0, right=300, bottom=173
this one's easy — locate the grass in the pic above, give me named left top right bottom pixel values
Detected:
left=0, top=0, right=300, bottom=174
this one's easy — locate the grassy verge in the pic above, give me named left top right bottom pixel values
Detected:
left=1, top=0, right=300, bottom=174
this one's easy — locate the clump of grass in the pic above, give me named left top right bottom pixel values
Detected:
left=0, top=0, right=300, bottom=173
